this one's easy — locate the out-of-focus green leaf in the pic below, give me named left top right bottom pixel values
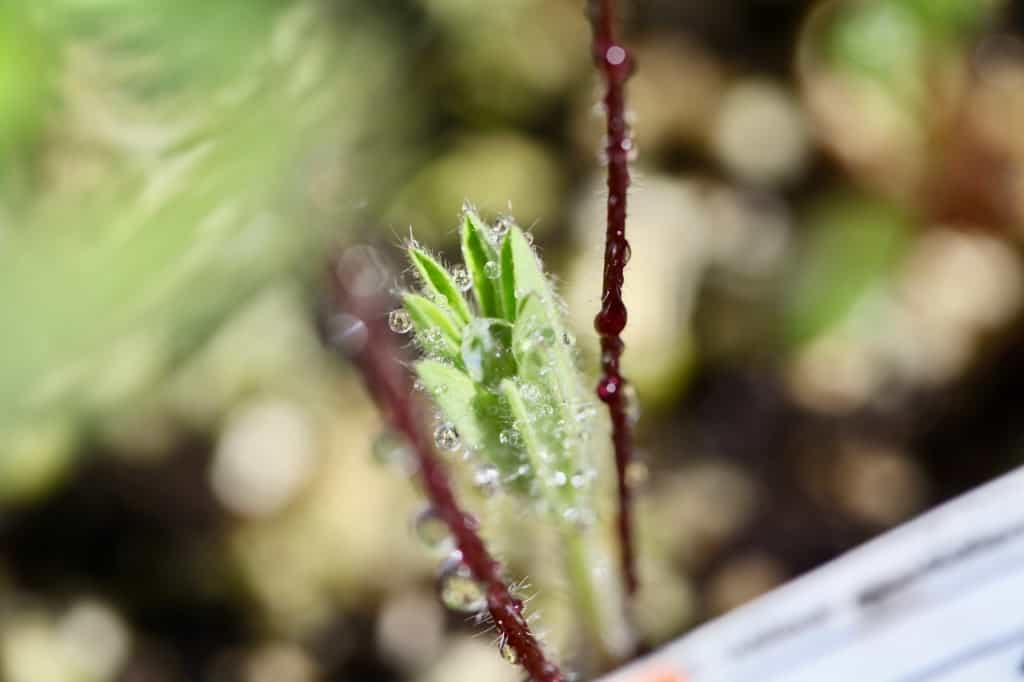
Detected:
left=785, top=194, right=911, bottom=346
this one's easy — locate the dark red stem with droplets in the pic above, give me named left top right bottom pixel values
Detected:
left=330, top=257, right=564, bottom=682
left=588, top=0, right=638, bottom=597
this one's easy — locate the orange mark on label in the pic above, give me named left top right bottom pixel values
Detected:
left=633, top=668, right=689, bottom=682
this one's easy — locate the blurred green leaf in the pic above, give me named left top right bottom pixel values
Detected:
left=785, top=195, right=911, bottom=346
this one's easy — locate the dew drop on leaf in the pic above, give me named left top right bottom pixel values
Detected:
left=484, top=260, right=500, bottom=279
left=438, top=555, right=486, bottom=613
left=575, top=404, right=597, bottom=423
left=531, top=327, right=556, bottom=347
left=452, top=266, right=472, bottom=292
left=492, top=216, right=512, bottom=240
left=562, top=506, right=596, bottom=530
left=388, top=309, right=413, bottom=334
left=521, top=384, right=542, bottom=403
left=413, top=507, right=452, bottom=552
left=433, top=423, right=460, bottom=451
left=499, top=428, right=521, bottom=447
left=473, top=465, right=501, bottom=497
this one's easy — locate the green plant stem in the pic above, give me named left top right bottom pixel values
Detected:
left=562, top=526, right=633, bottom=669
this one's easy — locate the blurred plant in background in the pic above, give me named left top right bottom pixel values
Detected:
left=3, top=0, right=1024, bottom=680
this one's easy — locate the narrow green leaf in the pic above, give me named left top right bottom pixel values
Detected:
left=513, top=294, right=587, bottom=451
left=499, top=230, right=517, bottom=322
left=417, top=360, right=525, bottom=484
left=501, top=378, right=576, bottom=511
left=415, top=360, right=482, bottom=446
left=504, top=225, right=557, bottom=314
left=460, top=211, right=502, bottom=319
left=460, top=318, right=517, bottom=387
left=409, top=247, right=471, bottom=325
left=403, top=293, right=462, bottom=365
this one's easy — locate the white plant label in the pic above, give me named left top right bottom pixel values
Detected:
left=600, top=466, right=1024, bottom=682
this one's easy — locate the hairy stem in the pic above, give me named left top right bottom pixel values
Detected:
left=587, top=0, right=639, bottom=597
left=330, top=253, right=564, bottom=682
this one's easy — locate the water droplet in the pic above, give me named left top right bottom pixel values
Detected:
left=438, top=555, right=486, bottom=613
left=575, top=404, right=597, bottom=423
left=562, top=506, right=596, bottom=529
left=595, top=299, right=627, bottom=335
left=597, top=376, right=621, bottom=402
left=493, top=216, right=513, bottom=240
left=626, top=460, right=649, bottom=488
left=570, top=472, right=587, bottom=489
left=326, top=313, right=368, bottom=356
left=484, top=261, right=500, bottom=279
left=388, top=309, right=413, bottom=334
left=452, top=266, right=472, bottom=292
left=414, top=507, right=452, bottom=552
left=473, top=466, right=501, bottom=497
left=606, top=45, right=627, bottom=66
left=551, top=471, right=568, bottom=487
left=433, top=423, right=460, bottom=452
left=462, top=318, right=516, bottom=385
left=521, top=384, right=542, bottom=402
left=499, top=428, right=521, bottom=447
left=499, top=637, right=518, bottom=665
left=371, top=431, right=409, bottom=467
left=532, top=327, right=556, bottom=347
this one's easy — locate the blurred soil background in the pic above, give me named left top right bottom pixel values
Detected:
left=2, top=0, right=1024, bottom=680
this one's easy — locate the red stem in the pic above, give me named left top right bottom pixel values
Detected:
left=588, top=0, right=639, bottom=596
left=330, top=256, right=564, bottom=682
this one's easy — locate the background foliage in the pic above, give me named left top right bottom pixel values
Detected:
left=2, top=1, right=1024, bottom=680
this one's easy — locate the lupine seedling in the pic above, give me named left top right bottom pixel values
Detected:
left=397, top=208, right=631, bottom=664
left=401, top=210, right=596, bottom=527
